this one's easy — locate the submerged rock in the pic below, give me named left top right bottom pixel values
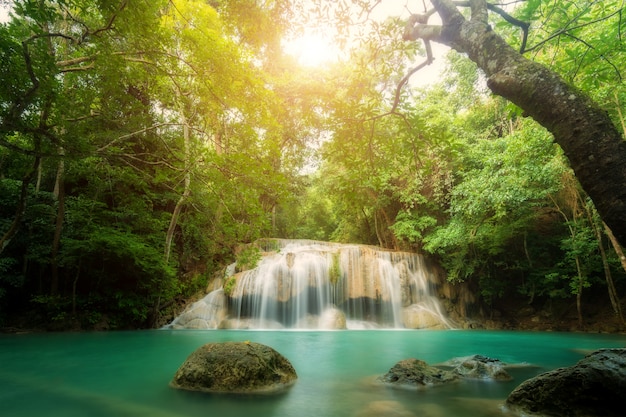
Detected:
left=170, top=341, right=297, bottom=394
left=505, top=348, right=626, bottom=417
left=354, top=400, right=416, bottom=417
left=377, top=358, right=459, bottom=389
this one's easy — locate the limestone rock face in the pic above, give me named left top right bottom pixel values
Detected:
left=170, top=342, right=297, bottom=394
left=505, top=348, right=626, bottom=417
left=402, top=305, right=446, bottom=329
left=168, top=290, right=226, bottom=329
left=218, top=318, right=284, bottom=329
left=377, top=358, right=459, bottom=389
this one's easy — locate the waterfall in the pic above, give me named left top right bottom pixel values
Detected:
left=167, top=239, right=454, bottom=330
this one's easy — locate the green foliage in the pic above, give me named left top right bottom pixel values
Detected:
left=510, top=0, right=626, bottom=126
left=288, top=175, right=339, bottom=241
left=256, top=238, right=282, bottom=253
left=1, top=0, right=624, bottom=329
left=0, top=0, right=307, bottom=329
left=423, top=116, right=567, bottom=282
left=235, top=245, right=262, bottom=272
left=0, top=256, right=21, bottom=299
left=223, top=276, right=237, bottom=297
left=550, top=216, right=600, bottom=297
left=390, top=211, right=437, bottom=245
left=59, top=198, right=179, bottom=326
left=30, top=294, right=71, bottom=322
left=329, top=252, right=341, bottom=285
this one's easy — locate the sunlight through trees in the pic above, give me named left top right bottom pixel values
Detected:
left=0, top=0, right=624, bottom=329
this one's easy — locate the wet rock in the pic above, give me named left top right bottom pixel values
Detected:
left=170, top=341, right=297, bottom=394
left=448, top=355, right=512, bottom=381
left=377, top=358, right=459, bottom=389
left=319, top=307, right=347, bottom=329
left=354, top=400, right=415, bottom=417
left=402, top=305, right=447, bottom=329
left=169, top=290, right=226, bottom=329
left=505, top=348, right=626, bottom=417
left=218, top=318, right=284, bottom=329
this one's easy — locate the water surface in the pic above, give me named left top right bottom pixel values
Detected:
left=1, top=330, right=624, bottom=416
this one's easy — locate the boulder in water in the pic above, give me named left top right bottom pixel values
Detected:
left=170, top=342, right=297, bottom=394
left=505, top=348, right=626, bottom=417
left=449, top=355, right=512, bottom=381
left=377, top=358, right=459, bottom=389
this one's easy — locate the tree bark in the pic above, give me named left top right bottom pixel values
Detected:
left=164, top=97, right=191, bottom=265
left=605, top=222, right=626, bottom=273
left=50, top=154, right=65, bottom=295
left=405, top=0, right=626, bottom=246
left=596, top=223, right=623, bottom=323
left=603, top=222, right=626, bottom=323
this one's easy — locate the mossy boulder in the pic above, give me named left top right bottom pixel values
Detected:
left=377, top=358, right=459, bottom=389
left=505, top=348, right=626, bottom=417
left=170, top=341, right=297, bottom=394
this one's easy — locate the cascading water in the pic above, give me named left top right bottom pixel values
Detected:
left=167, top=239, right=454, bottom=330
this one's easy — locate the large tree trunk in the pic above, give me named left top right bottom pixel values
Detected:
left=405, top=0, right=626, bottom=246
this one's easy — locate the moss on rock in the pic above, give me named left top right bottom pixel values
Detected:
left=170, top=341, right=297, bottom=394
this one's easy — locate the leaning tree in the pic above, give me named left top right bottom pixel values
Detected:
left=400, top=0, right=626, bottom=246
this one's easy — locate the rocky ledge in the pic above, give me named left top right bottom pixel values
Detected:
left=170, top=341, right=297, bottom=394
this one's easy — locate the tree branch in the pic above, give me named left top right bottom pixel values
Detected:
left=523, top=6, right=621, bottom=54
left=389, top=55, right=432, bottom=114
left=403, top=23, right=443, bottom=42
left=0, top=136, right=38, bottom=156
left=97, top=123, right=183, bottom=152
left=562, top=32, right=622, bottom=82
left=59, top=63, right=96, bottom=73
left=56, top=56, right=95, bottom=67
left=61, top=0, right=128, bottom=44
left=450, top=0, right=530, bottom=52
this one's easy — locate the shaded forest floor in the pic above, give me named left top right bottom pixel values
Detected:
left=468, top=293, right=626, bottom=334
left=2, top=287, right=625, bottom=334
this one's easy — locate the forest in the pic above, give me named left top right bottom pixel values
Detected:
left=0, top=0, right=625, bottom=331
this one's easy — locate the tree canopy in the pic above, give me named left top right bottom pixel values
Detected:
left=0, top=0, right=624, bottom=329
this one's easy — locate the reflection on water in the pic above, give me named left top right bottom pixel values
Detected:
left=0, top=330, right=624, bottom=417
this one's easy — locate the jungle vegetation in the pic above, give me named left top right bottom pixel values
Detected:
left=0, top=0, right=624, bottom=329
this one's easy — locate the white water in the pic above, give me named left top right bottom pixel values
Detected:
left=168, top=239, right=453, bottom=330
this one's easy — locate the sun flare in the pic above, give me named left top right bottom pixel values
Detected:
left=283, top=31, right=341, bottom=67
